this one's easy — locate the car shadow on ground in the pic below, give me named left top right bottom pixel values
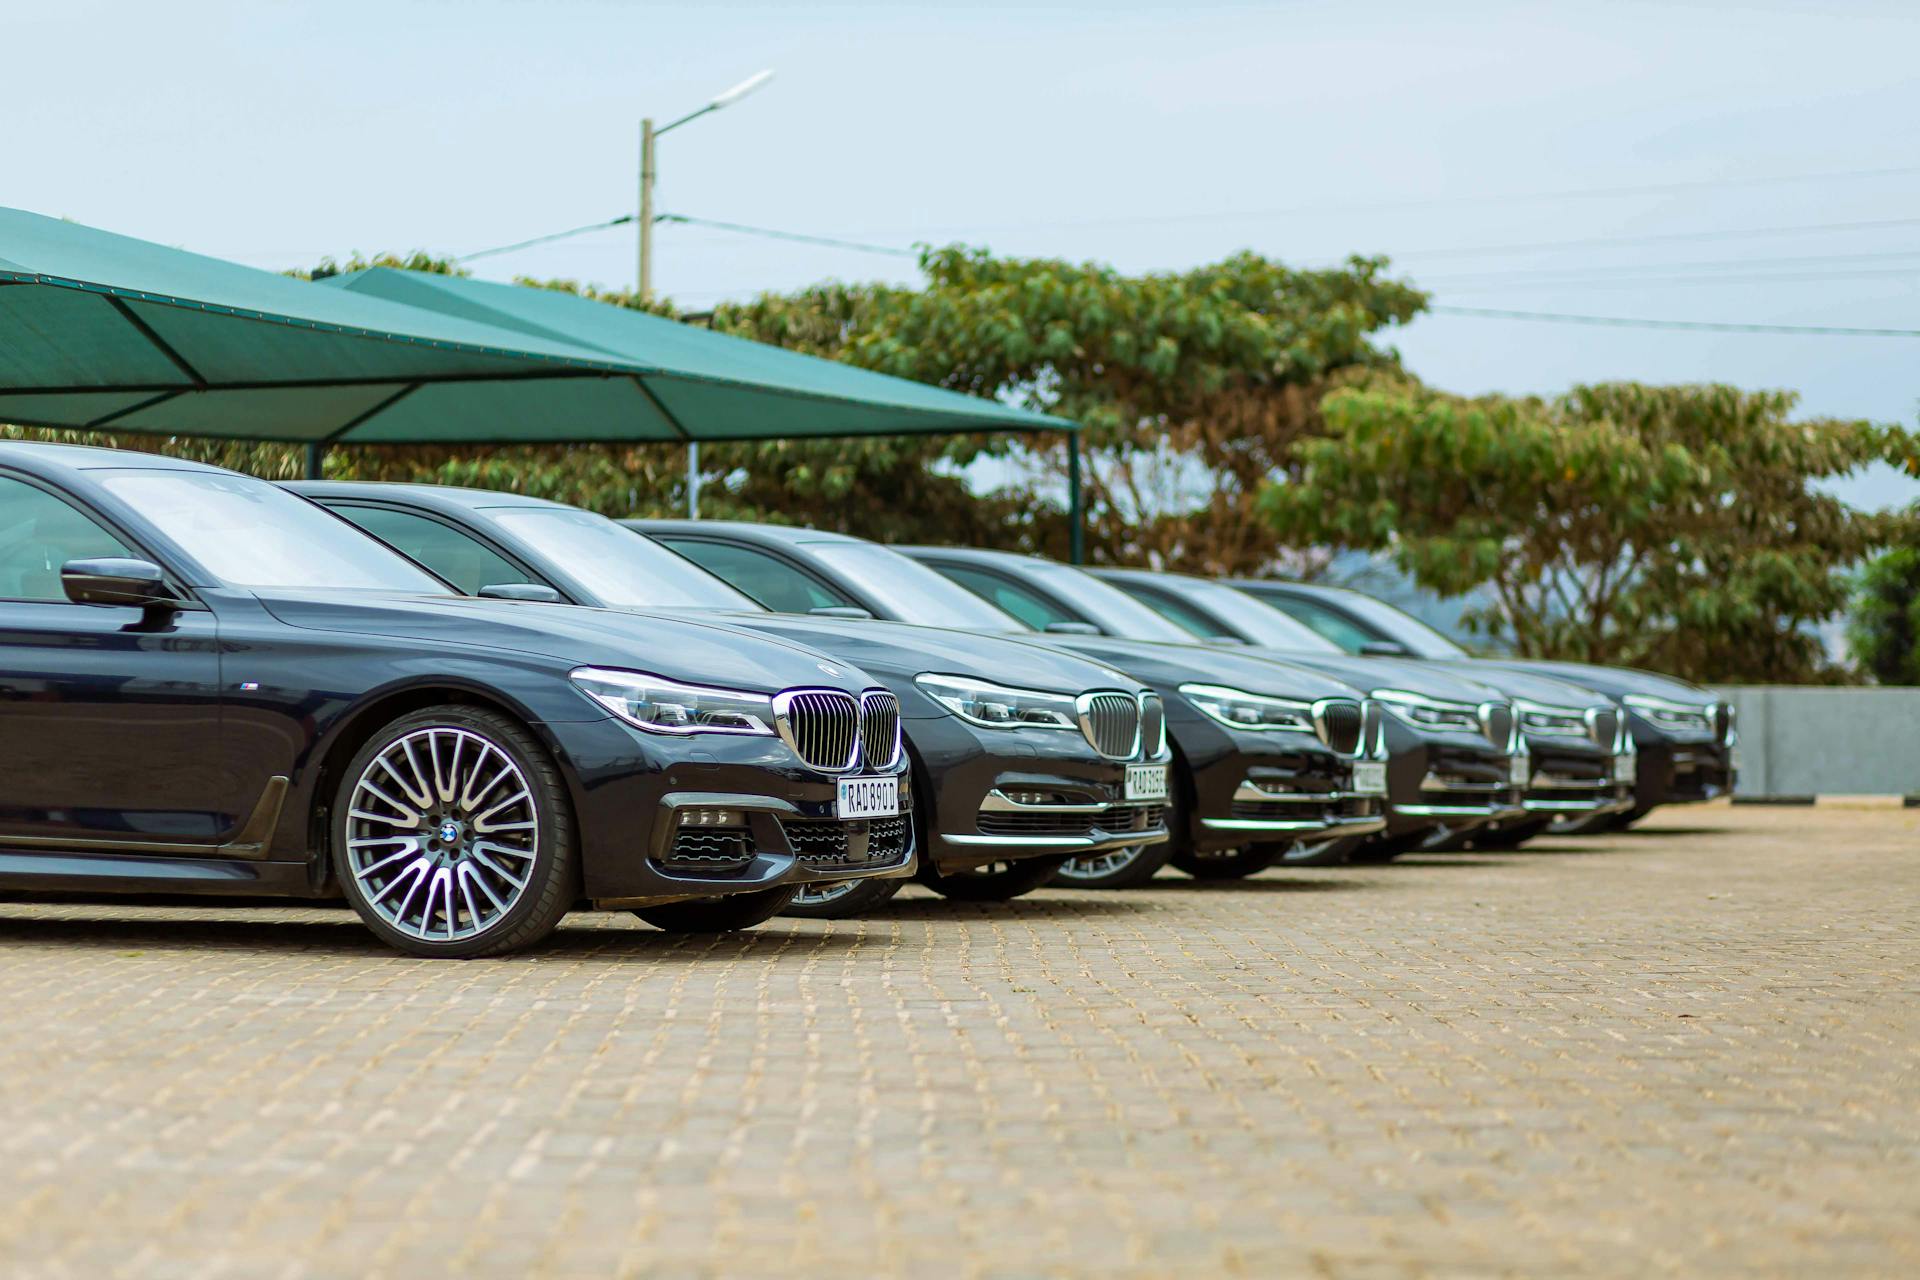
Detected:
left=0, top=909, right=869, bottom=962
left=864, top=894, right=1153, bottom=922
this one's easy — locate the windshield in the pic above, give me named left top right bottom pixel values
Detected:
left=1022, top=560, right=1197, bottom=642
left=808, top=542, right=1027, bottom=632
left=100, top=471, right=448, bottom=592
left=1164, top=579, right=1345, bottom=652
left=489, top=508, right=762, bottom=611
left=1323, top=589, right=1471, bottom=658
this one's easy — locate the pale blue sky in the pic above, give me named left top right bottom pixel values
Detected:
left=10, top=0, right=1918, bottom=506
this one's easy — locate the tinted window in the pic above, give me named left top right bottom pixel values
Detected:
left=663, top=539, right=853, bottom=614
left=0, top=475, right=136, bottom=602
left=333, top=505, right=539, bottom=597
left=489, top=509, right=759, bottom=610
left=936, top=564, right=1076, bottom=631
left=1261, top=595, right=1378, bottom=654
left=807, top=542, right=1026, bottom=632
left=98, top=471, right=447, bottom=592
left=1125, top=586, right=1238, bottom=641
left=1016, top=560, right=1196, bottom=642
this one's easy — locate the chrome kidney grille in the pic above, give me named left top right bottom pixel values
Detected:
left=1078, top=692, right=1142, bottom=759
left=1313, top=699, right=1365, bottom=756
left=1480, top=702, right=1516, bottom=751
left=860, top=691, right=902, bottom=770
left=1140, top=693, right=1167, bottom=757
left=1588, top=707, right=1620, bottom=750
left=775, top=688, right=903, bottom=773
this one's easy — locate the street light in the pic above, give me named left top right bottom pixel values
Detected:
left=639, top=70, right=775, bottom=518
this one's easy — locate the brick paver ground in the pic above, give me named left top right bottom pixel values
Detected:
left=0, top=803, right=1914, bottom=1278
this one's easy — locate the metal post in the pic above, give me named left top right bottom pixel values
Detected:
left=1067, top=432, right=1084, bottom=565
left=687, top=440, right=701, bottom=518
left=305, top=441, right=326, bottom=480
left=638, top=118, right=656, bottom=303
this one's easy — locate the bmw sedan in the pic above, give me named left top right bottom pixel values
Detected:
left=285, top=482, right=1172, bottom=916
left=630, top=521, right=1395, bottom=886
left=0, top=444, right=913, bottom=957
left=1224, top=578, right=1733, bottom=828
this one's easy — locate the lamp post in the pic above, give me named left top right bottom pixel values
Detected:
left=639, top=70, right=775, bottom=519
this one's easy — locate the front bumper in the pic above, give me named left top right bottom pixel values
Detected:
left=1384, top=726, right=1526, bottom=836
left=557, top=716, right=917, bottom=903
left=1174, top=715, right=1386, bottom=851
left=1518, top=741, right=1637, bottom=816
left=905, top=714, right=1163, bottom=871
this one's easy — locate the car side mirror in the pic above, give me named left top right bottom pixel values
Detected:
left=478, top=583, right=564, bottom=603
left=1359, top=641, right=1411, bottom=657
left=807, top=606, right=873, bottom=620
left=61, top=558, right=182, bottom=609
left=1043, top=621, right=1100, bottom=635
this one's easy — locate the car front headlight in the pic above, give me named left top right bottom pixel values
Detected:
left=1515, top=698, right=1589, bottom=738
left=915, top=674, right=1079, bottom=729
left=1178, top=683, right=1317, bottom=732
left=572, top=667, right=776, bottom=736
left=1373, top=688, right=1483, bottom=733
left=1622, top=693, right=1714, bottom=733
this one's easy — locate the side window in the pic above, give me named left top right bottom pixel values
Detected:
left=662, top=540, right=852, bottom=614
left=1265, top=596, right=1376, bottom=654
left=328, top=505, right=538, bottom=597
left=0, top=476, right=136, bottom=602
left=1126, top=588, right=1234, bottom=641
left=938, top=564, right=1076, bottom=631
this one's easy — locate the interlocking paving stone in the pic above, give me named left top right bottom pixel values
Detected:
left=0, top=803, right=1915, bottom=1277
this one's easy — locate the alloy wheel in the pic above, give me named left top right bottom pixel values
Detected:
left=344, top=726, right=540, bottom=943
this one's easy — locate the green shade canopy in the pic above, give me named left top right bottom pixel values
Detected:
left=0, top=206, right=644, bottom=442
left=0, top=206, right=1074, bottom=447
left=316, top=267, right=1074, bottom=443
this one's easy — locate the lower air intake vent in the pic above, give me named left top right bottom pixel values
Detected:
left=1315, top=700, right=1364, bottom=756
left=1079, top=693, right=1141, bottom=759
left=776, top=690, right=860, bottom=772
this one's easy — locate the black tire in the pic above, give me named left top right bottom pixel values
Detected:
left=332, top=704, right=578, bottom=959
left=1347, top=831, right=1427, bottom=864
left=1171, top=845, right=1278, bottom=880
left=781, top=877, right=905, bottom=919
left=1420, top=824, right=1481, bottom=853
left=923, top=855, right=1071, bottom=902
left=1276, top=835, right=1367, bottom=868
left=1050, top=839, right=1179, bottom=890
left=1472, top=817, right=1551, bottom=849
left=1547, top=810, right=1619, bottom=837
left=635, top=885, right=798, bottom=933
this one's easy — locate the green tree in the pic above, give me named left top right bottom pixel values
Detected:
left=1260, top=380, right=1917, bottom=684
left=1849, top=546, right=1920, bottom=684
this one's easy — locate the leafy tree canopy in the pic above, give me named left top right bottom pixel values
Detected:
left=1260, top=380, right=1918, bottom=683
left=1848, top=547, right=1920, bottom=684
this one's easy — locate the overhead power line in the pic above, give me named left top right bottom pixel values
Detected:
left=1426, top=306, right=1920, bottom=337
left=1386, top=215, right=1920, bottom=262
left=456, top=214, right=636, bottom=262
left=657, top=214, right=916, bottom=258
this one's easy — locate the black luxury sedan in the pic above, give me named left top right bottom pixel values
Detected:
left=1222, top=579, right=1735, bottom=828
left=0, top=444, right=915, bottom=957
left=284, top=482, right=1174, bottom=916
left=627, top=521, right=1406, bottom=884
left=1079, top=567, right=1638, bottom=846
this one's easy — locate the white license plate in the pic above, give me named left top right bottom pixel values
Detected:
left=835, top=776, right=900, bottom=820
left=1351, top=761, right=1388, bottom=795
left=1510, top=755, right=1532, bottom=786
left=1612, top=754, right=1637, bottom=783
left=1124, top=763, right=1171, bottom=802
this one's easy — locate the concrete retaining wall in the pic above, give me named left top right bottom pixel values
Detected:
left=1713, top=686, right=1920, bottom=799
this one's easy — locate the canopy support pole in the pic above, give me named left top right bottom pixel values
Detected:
left=305, top=442, right=327, bottom=479
left=686, top=441, right=701, bottom=519
left=1067, top=432, right=1084, bottom=565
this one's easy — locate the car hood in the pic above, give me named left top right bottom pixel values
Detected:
left=1473, top=659, right=1712, bottom=706
left=1242, top=649, right=1506, bottom=704
left=1420, top=660, right=1613, bottom=709
left=615, top=609, right=1142, bottom=695
left=253, top=591, right=877, bottom=696
left=1037, top=634, right=1367, bottom=701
